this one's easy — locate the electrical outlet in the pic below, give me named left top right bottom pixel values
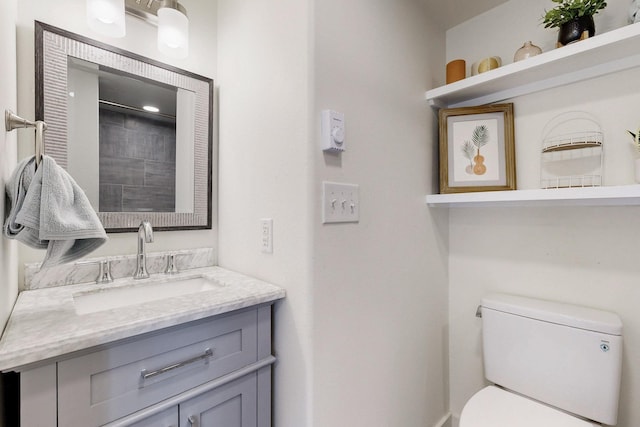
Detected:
left=322, top=182, right=359, bottom=223
left=261, top=218, right=273, bottom=253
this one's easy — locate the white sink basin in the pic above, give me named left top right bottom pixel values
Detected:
left=73, top=275, right=224, bottom=315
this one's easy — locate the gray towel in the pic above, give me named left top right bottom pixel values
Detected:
left=4, top=155, right=107, bottom=268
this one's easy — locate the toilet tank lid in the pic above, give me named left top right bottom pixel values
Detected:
left=481, top=294, right=622, bottom=336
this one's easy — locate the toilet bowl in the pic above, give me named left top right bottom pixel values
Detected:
left=460, top=386, right=600, bottom=427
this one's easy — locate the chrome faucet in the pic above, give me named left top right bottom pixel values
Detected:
left=134, top=220, right=154, bottom=279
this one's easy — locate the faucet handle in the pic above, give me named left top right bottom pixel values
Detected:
left=165, top=253, right=187, bottom=275
left=98, top=259, right=114, bottom=283
left=77, top=259, right=114, bottom=284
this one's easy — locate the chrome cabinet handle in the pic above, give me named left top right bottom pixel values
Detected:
left=188, top=415, right=197, bottom=426
left=140, top=348, right=213, bottom=381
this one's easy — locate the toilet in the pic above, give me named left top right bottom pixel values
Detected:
left=460, top=293, right=623, bottom=426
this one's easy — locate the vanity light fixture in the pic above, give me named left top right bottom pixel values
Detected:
left=156, top=1, right=189, bottom=59
left=86, top=0, right=126, bottom=38
left=142, top=105, right=160, bottom=112
left=86, top=0, right=189, bottom=59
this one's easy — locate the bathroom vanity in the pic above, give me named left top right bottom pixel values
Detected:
left=0, top=265, right=285, bottom=427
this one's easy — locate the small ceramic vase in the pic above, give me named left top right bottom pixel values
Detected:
left=514, top=41, right=542, bottom=62
left=446, top=59, right=466, bottom=84
left=471, top=57, right=501, bottom=75
left=635, top=158, right=640, bottom=183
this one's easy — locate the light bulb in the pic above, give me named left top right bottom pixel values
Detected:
left=157, top=5, right=189, bottom=59
left=86, top=0, right=125, bottom=38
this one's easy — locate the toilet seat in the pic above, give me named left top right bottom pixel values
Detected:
left=459, top=386, right=600, bottom=427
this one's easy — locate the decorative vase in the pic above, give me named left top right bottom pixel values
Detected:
left=635, top=158, right=640, bottom=183
left=557, top=15, right=595, bottom=47
left=446, top=59, right=466, bottom=84
left=471, top=57, right=501, bottom=75
left=513, top=41, right=542, bottom=62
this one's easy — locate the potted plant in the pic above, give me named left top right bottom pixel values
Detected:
left=542, top=0, right=607, bottom=47
left=627, top=128, right=640, bottom=182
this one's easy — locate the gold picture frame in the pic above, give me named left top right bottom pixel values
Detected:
left=439, top=103, right=516, bottom=194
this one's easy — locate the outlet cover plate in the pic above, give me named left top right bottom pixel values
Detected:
left=261, top=218, right=273, bottom=253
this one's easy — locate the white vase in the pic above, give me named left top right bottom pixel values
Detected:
left=514, top=41, right=542, bottom=62
left=635, top=158, right=640, bottom=183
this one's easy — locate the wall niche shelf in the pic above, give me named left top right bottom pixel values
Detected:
left=425, top=185, right=640, bottom=208
left=426, top=23, right=640, bottom=109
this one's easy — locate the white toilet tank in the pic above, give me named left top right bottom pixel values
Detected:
left=481, top=294, right=623, bottom=425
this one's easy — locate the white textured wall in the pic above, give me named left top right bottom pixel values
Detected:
left=0, top=0, right=19, bottom=333
left=15, top=0, right=218, bottom=282
left=446, top=2, right=640, bottom=426
left=216, top=0, right=314, bottom=426
left=217, top=0, right=450, bottom=426
left=312, top=1, right=449, bottom=426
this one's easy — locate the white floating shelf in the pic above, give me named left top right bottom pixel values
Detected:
left=425, top=185, right=640, bottom=208
left=426, top=23, right=640, bottom=108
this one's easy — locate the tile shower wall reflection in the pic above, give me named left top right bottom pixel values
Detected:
left=99, top=108, right=176, bottom=212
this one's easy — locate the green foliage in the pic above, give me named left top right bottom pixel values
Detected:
left=542, top=0, right=607, bottom=29
left=471, top=125, right=489, bottom=149
left=461, top=141, right=475, bottom=160
left=628, top=129, right=640, bottom=153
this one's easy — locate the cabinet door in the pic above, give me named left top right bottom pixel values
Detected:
left=127, top=406, right=179, bottom=427
left=180, top=373, right=257, bottom=427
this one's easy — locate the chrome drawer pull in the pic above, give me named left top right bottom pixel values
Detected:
left=188, top=415, right=197, bottom=426
left=141, top=348, right=213, bottom=381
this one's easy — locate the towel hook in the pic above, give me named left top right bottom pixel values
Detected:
left=4, top=109, right=47, bottom=169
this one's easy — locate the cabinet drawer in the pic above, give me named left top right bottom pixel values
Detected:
left=58, top=309, right=258, bottom=427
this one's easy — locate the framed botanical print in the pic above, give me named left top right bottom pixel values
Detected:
left=438, top=103, right=516, bottom=194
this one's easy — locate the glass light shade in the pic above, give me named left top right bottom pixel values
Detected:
left=86, top=0, right=125, bottom=38
left=157, top=6, right=189, bottom=59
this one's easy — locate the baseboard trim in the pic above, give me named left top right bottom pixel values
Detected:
left=433, top=412, right=452, bottom=427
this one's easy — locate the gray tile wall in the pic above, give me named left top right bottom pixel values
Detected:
left=99, top=108, right=176, bottom=212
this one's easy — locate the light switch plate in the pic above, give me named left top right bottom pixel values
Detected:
left=322, top=182, right=359, bottom=223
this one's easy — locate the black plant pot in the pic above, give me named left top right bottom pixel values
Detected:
left=557, top=15, right=595, bottom=46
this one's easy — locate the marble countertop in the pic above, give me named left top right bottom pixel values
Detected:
left=0, top=267, right=285, bottom=371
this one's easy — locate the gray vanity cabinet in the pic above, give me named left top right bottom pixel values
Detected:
left=128, top=407, right=179, bottom=427
left=180, top=372, right=258, bottom=426
left=129, top=374, right=258, bottom=427
left=18, top=304, right=275, bottom=427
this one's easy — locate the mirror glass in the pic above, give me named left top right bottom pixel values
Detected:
left=36, top=22, right=213, bottom=232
